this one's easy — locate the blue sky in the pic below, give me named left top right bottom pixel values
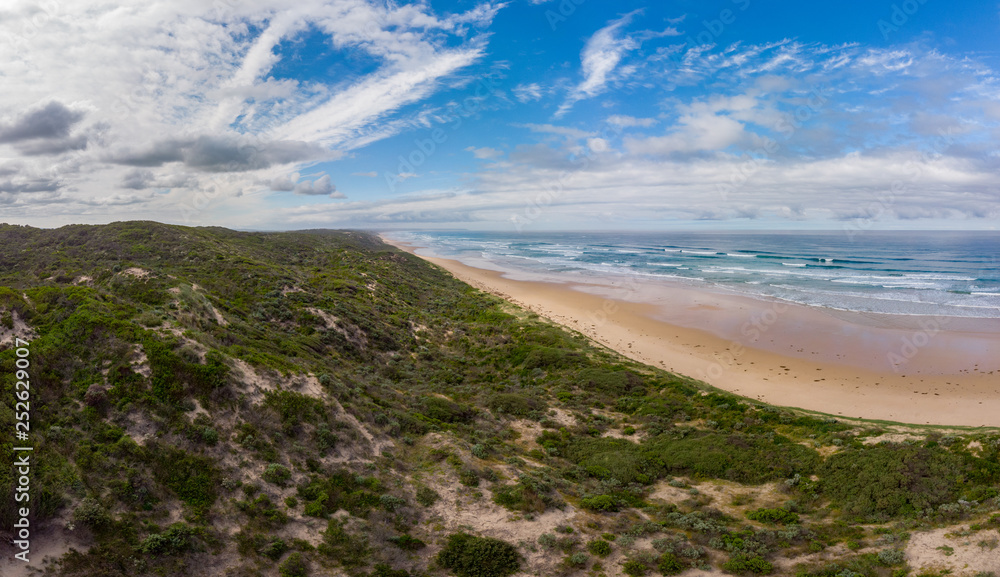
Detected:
left=0, top=0, right=998, bottom=230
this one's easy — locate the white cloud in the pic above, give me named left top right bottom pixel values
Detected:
left=518, top=123, right=593, bottom=139
left=556, top=11, right=642, bottom=117
left=607, top=115, right=657, bottom=128
left=465, top=146, right=503, bottom=159
left=513, top=83, right=543, bottom=103
left=0, top=0, right=500, bottom=221
left=625, top=99, right=749, bottom=155
left=586, top=138, right=610, bottom=153
left=294, top=174, right=343, bottom=197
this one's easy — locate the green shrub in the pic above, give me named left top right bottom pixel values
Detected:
left=538, top=533, right=557, bottom=549
left=580, top=495, right=619, bottom=512
left=622, top=559, right=648, bottom=576
left=422, top=396, right=475, bottom=423
left=73, top=498, right=111, bottom=528
left=279, top=552, right=308, bottom=577
left=819, top=443, right=982, bottom=520
left=371, top=564, right=410, bottom=577
left=521, top=346, right=581, bottom=370
left=201, top=427, right=219, bottom=445
left=746, top=508, right=799, bottom=525
left=263, top=463, right=292, bottom=486
left=657, top=552, right=684, bottom=575
left=264, top=390, right=324, bottom=427
left=416, top=486, right=440, bottom=507
left=138, top=523, right=199, bottom=555
left=296, top=470, right=383, bottom=518
left=388, top=534, right=426, bottom=551
left=452, top=466, right=478, bottom=487
left=577, top=368, right=645, bottom=396
left=586, top=539, right=612, bottom=557
left=553, top=432, right=818, bottom=486
left=260, top=537, right=289, bottom=560
left=150, top=446, right=218, bottom=517
left=722, top=554, right=773, bottom=575
left=492, top=482, right=546, bottom=513
left=379, top=495, right=406, bottom=511
left=436, top=532, right=521, bottom=577
left=877, top=548, right=906, bottom=566
left=319, top=521, right=369, bottom=568
left=487, top=393, right=543, bottom=417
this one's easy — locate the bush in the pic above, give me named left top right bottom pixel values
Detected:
left=538, top=533, right=557, bottom=549
left=73, top=498, right=111, bottom=528
left=722, top=554, right=773, bottom=575
left=263, top=463, right=292, bottom=486
left=379, top=495, right=406, bottom=512
left=422, top=396, right=475, bottom=423
left=416, top=486, right=440, bottom=507
left=487, top=393, right=543, bottom=417
left=580, top=494, right=619, bottom=512
left=151, top=446, right=218, bottom=517
left=138, top=523, right=199, bottom=555
left=622, top=559, right=647, bottom=576
left=201, top=427, right=219, bottom=445
left=371, top=564, right=410, bottom=577
left=492, top=482, right=546, bottom=513
left=587, top=539, right=612, bottom=557
left=746, top=508, right=799, bottom=525
left=658, top=552, right=684, bottom=575
left=577, top=368, right=644, bottom=396
left=388, top=534, right=426, bottom=551
left=260, top=537, right=289, bottom=560
left=436, top=532, right=521, bottom=577
left=279, top=552, right=308, bottom=577
left=521, top=346, right=581, bottom=370
left=819, top=443, right=981, bottom=520
left=553, top=432, right=818, bottom=486
left=877, top=548, right=905, bottom=566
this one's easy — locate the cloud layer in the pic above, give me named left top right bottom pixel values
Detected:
left=0, top=0, right=500, bottom=222
left=0, top=2, right=997, bottom=231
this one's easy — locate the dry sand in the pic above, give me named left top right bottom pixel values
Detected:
left=382, top=235, right=1000, bottom=428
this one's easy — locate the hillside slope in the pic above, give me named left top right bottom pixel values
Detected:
left=0, top=222, right=998, bottom=577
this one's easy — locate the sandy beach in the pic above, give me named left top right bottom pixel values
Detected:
left=382, top=235, right=1000, bottom=428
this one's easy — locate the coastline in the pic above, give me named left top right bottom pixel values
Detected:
left=381, top=234, right=1000, bottom=427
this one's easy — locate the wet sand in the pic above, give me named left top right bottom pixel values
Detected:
left=382, top=235, right=1000, bottom=427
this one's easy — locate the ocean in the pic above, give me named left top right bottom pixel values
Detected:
left=391, top=231, right=1000, bottom=319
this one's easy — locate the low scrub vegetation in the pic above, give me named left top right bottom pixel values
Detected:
left=0, top=223, right=997, bottom=576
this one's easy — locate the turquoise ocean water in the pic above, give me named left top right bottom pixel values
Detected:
left=392, top=231, right=1000, bottom=319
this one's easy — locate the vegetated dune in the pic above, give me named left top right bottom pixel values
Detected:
left=0, top=222, right=997, bottom=577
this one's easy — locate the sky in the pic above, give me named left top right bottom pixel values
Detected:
left=0, top=0, right=999, bottom=232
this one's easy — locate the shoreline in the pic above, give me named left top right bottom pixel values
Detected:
left=382, top=234, right=1000, bottom=427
